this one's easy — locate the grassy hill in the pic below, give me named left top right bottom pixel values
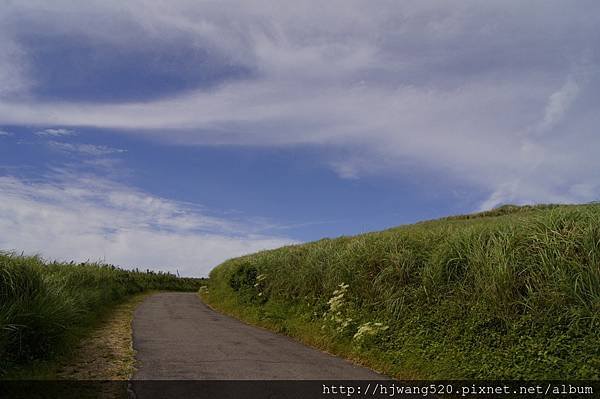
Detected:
left=0, top=253, right=203, bottom=376
left=203, top=204, right=600, bottom=379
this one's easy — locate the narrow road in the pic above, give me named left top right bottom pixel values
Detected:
left=132, top=292, right=387, bottom=380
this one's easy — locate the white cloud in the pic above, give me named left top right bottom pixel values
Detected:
left=330, top=161, right=360, bottom=180
left=0, top=1, right=599, bottom=210
left=0, top=130, right=12, bottom=136
left=0, top=39, right=30, bottom=98
left=47, top=141, right=126, bottom=156
left=35, top=128, right=77, bottom=137
left=537, top=76, right=580, bottom=133
left=0, top=173, right=297, bottom=276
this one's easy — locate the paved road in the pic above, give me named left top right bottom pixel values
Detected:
left=131, top=292, right=387, bottom=380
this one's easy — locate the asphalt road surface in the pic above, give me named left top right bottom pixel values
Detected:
left=131, top=292, right=387, bottom=380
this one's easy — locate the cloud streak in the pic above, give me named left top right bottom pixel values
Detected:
left=536, top=71, right=587, bottom=135
left=0, top=172, right=297, bottom=276
left=35, top=128, right=77, bottom=137
left=47, top=141, right=126, bottom=156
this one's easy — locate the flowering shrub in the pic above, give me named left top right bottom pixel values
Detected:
left=323, top=283, right=354, bottom=333
left=323, top=283, right=389, bottom=345
left=254, top=274, right=267, bottom=297
left=353, top=322, right=389, bottom=344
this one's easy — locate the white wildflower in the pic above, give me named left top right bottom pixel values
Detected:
left=353, top=321, right=389, bottom=342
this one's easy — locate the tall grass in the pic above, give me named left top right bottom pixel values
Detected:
left=205, top=204, right=600, bottom=379
left=0, top=253, right=202, bottom=374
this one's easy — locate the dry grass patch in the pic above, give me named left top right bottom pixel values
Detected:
left=56, top=292, right=152, bottom=380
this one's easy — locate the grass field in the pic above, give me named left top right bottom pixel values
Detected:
left=0, top=253, right=203, bottom=376
left=203, top=204, right=600, bottom=379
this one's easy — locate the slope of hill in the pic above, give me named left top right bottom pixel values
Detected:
left=0, top=253, right=202, bottom=376
left=203, top=204, right=600, bottom=379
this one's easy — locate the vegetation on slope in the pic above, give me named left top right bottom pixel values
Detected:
left=203, top=204, right=600, bottom=379
left=0, top=253, right=202, bottom=375
left=55, top=292, right=152, bottom=380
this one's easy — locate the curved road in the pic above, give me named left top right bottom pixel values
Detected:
left=132, top=292, right=387, bottom=380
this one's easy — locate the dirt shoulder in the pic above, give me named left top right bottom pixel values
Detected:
left=56, top=292, right=153, bottom=380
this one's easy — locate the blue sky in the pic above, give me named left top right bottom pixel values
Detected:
left=1, top=1, right=599, bottom=276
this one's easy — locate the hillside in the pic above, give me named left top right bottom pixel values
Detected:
left=203, top=204, right=600, bottom=379
left=0, top=253, right=203, bottom=375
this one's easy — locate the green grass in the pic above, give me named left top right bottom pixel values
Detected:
left=203, top=203, right=600, bottom=379
left=0, top=253, right=203, bottom=376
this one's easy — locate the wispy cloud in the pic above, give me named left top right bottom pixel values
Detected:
left=329, top=161, right=360, bottom=180
left=35, top=128, right=77, bottom=137
left=537, top=75, right=581, bottom=133
left=47, top=141, right=126, bottom=156
left=0, top=172, right=297, bottom=276
left=0, top=38, right=30, bottom=98
left=0, top=129, right=12, bottom=136
left=0, top=1, right=599, bottom=210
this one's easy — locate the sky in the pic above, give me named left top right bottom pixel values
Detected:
left=1, top=1, right=599, bottom=276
